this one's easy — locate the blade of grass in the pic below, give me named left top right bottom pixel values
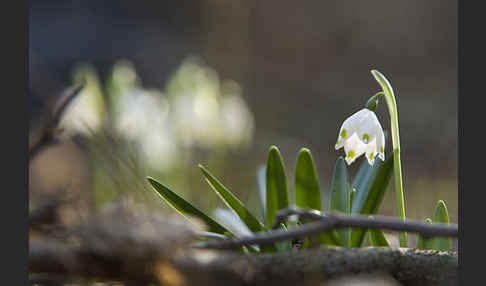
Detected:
left=431, top=200, right=452, bottom=251
left=416, top=218, right=433, bottom=249
left=199, top=165, right=267, bottom=233
left=295, top=148, right=321, bottom=211
left=266, top=146, right=289, bottom=228
left=147, top=177, right=230, bottom=235
left=369, top=229, right=391, bottom=247
left=367, top=216, right=390, bottom=247
left=330, top=157, right=351, bottom=247
left=351, top=160, right=373, bottom=192
left=256, top=165, right=267, bottom=219
left=293, top=148, right=321, bottom=249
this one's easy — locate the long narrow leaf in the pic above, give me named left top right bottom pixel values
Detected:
left=369, top=229, right=391, bottom=247
left=367, top=216, right=390, bottom=247
left=199, top=165, right=267, bottom=233
left=350, top=131, right=390, bottom=203
left=431, top=200, right=452, bottom=251
left=351, top=160, right=373, bottom=192
left=350, top=188, right=357, bottom=210
left=294, top=153, right=322, bottom=247
left=295, top=148, right=321, bottom=211
left=266, top=146, right=289, bottom=228
left=416, top=218, right=433, bottom=249
left=256, top=165, right=267, bottom=219
left=199, top=166, right=277, bottom=253
left=350, top=156, right=394, bottom=247
left=213, top=208, right=254, bottom=237
left=330, top=157, right=350, bottom=213
left=147, top=177, right=230, bottom=235
left=330, top=157, right=351, bottom=247
left=351, top=156, right=394, bottom=214
left=318, top=232, right=341, bottom=246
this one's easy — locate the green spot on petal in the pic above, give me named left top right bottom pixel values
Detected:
left=369, top=152, right=374, bottom=160
left=340, top=129, right=347, bottom=138
left=348, top=150, right=355, bottom=159
left=363, top=134, right=370, bottom=142
left=380, top=146, right=384, bottom=153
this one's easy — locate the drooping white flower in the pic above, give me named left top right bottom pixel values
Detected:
left=335, top=108, right=385, bottom=165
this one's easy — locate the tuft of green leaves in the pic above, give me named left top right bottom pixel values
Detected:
left=146, top=144, right=452, bottom=254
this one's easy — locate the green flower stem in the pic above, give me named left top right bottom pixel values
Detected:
left=370, top=70, right=408, bottom=247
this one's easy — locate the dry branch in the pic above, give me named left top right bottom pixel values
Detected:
left=29, top=82, right=85, bottom=159
left=199, top=209, right=457, bottom=250
left=29, top=206, right=457, bottom=286
left=30, top=239, right=457, bottom=286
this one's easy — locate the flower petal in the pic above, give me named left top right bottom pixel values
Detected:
left=343, top=133, right=366, bottom=165
left=375, top=123, right=385, bottom=160
left=365, top=138, right=377, bottom=165
left=335, top=109, right=368, bottom=149
left=357, top=110, right=380, bottom=144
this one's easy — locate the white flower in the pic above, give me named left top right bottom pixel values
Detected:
left=335, top=108, right=385, bottom=165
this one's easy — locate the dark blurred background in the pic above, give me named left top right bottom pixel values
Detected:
left=29, top=0, right=457, bottom=227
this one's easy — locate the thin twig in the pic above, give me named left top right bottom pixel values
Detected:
left=198, top=209, right=458, bottom=250
left=29, top=82, right=85, bottom=159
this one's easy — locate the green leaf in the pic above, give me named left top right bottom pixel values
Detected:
left=266, top=146, right=289, bottom=228
left=330, top=157, right=351, bottom=247
left=295, top=148, right=321, bottom=211
left=330, top=157, right=350, bottom=214
left=351, top=160, right=373, bottom=192
left=199, top=165, right=267, bottom=233
left=256, top=165, right=267, bottom=219
left=147, top=177, right=230, bottom=235
left=350, top=188, right=357, bottom=210
left=367, top=216, right=390, bottom=247
left=416, top=218, right=433, bottom=249
left=351, top=156, right=394, bottom=215
left=318, top=232, right=341, bottom=246
left=199, top=166, right=278, bottom=253
left=350, top=156, right=394, bottom=247
left=293, top=149, right=338, bottom=246
left=431, top=200, right=452, bottom=251
left=369, top=229, right=390, bottom=247
left=197, top=232, right=228, bottom=240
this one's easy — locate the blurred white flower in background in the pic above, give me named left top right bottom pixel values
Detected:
left=220, top=83, right=254, bottom=147
left=114, top=88, right=176, bottom=170
left=167, top=56, right=254, bottom=150
left=59, top=57, right=255, bottom=172
left=59, top=64, right=106, bottom=137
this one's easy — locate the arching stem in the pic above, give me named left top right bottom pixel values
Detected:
left=370, top=70, right=407, bottom=247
